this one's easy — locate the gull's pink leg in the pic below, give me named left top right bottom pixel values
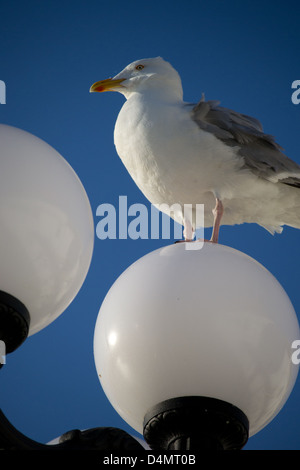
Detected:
left=210, top=198, right=224, bottom=243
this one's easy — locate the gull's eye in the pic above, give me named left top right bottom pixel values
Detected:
left=135, top=64, right=144, bottom=71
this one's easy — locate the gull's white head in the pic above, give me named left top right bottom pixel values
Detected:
left=90, top=57, right=183, bottom=100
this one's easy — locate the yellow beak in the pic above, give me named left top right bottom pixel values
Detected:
left=89, top=78, right=125, bottom=93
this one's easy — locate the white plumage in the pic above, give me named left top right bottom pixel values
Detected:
left=90, top=57, right=300, bottom=242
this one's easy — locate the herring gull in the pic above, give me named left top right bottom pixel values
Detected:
left=90, top=57, right=300, bottom=242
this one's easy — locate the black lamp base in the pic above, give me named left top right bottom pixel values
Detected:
left=0, top=290, right=30, bottom=355
left=143, top=396, right=249, bottom=451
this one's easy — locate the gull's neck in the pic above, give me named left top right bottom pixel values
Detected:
left=122, top=77, right=184, bottom=104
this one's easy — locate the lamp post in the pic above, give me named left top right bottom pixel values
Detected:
left=0, top=125, right=299, bottom=451
left=0, top=124, right=144, bottom=452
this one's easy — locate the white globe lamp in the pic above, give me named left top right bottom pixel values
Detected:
left=0, top=124, right=94, bottom=351
left=94, top=242, right=299, bottom=450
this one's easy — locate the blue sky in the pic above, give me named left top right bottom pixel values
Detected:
left=1, top=0, right=300, bottom=450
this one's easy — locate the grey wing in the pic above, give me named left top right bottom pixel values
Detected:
left=190, top=97, right=300, bottom=188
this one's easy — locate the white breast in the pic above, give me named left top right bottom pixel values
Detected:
left=113, top=93, right=288, bottom=230
left=117, top=96, right=239, bottom=187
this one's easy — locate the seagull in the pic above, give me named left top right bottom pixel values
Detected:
left=90, top=57, right=300, bottom=243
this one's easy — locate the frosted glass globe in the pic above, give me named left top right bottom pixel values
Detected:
left=94, top=242, right=299, bottom=437
left=0, top=124, right=94, bottom=335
